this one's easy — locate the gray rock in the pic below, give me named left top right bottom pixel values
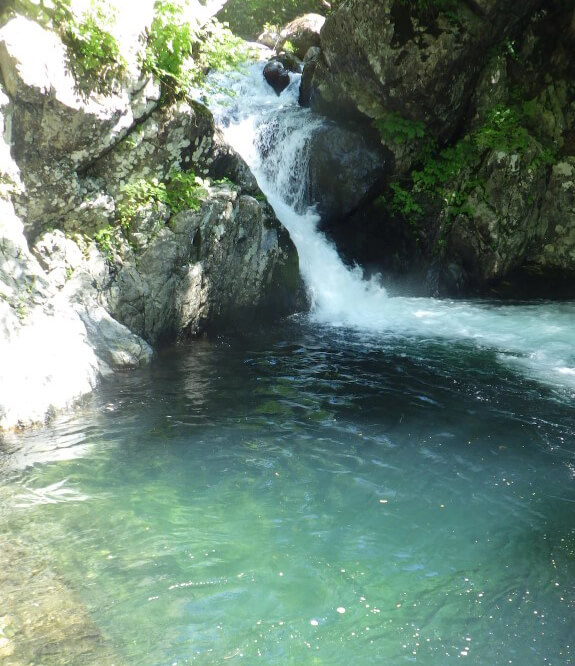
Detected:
left=277, top=13, right=325, bottom=60
left=0, top=207, right=152, bottom=431
left=0, top=16, right=161, bottom=238
left=309, top=0, right=544, bottom=139
left=535, top=160, right=575, bottom=272
left=105, top=184, right=303, bottom=344
left=446, top=141, right=548, bottom=286
left=305, top=122, right=391, bottom=221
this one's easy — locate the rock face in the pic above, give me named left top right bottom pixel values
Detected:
left=305, top=122, right=391, bottom=221
left=308, top=0, right=544, bottom=139
left=0, top=4, right=304, bottom=429
left=0, top=200, right=153, bottom=430
left=303, top=0, right=575, bottom=295
left=100, top=186, right=301, bottom=344
left=537, top=160, right=575, bottom=272
left=0, top=15, right=161, bottom=239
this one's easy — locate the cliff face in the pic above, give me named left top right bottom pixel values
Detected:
left=304, top=0, right=575, bottom=296
left=0, top=3, right=304, bottom=429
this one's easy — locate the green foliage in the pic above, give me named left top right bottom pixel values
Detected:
left=117, top=170, right=207, bottom=227
left=0, top=173, right=17, bottom=199
left=397, top=0, right=459, bottom=16
left=373, top=112, right=426, bottom=144
left=216, top=0, right=329, bottom=41
left=387, top=183, right=423, bottom=219
left=161, top=170, right=208, bottom=214
left=196, top=18, right=254, bottom=74
left=474, top=106, right=531, bottom=153
left=143, top=2, right=252, bottom=100
left=281, top=39, right=296, bottom=53
left=62, top=3, right=125, bottom=93
left=143, top=0, right=195, bottom=98
left=32, top=0, right=126, bottom=95
left=93, top=170, right=207, bottom=262
left=381, top=101, right=556, bottom=228
left=93, top=226, right=119, bottom=261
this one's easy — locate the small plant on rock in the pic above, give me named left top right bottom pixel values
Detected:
left=117, top=169, right=207, bottom=228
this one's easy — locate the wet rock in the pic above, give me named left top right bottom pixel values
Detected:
left=535, top=159, right=575, bottom=272
left=299, top=48, right=320, bottom=107
left=274, top=51, right=302, bottom=74
left=257, top=26, right=280, bottom=49
left=263, top=60, right=291, bottom=95
left=306, top=123, right=391, bottom=221
left=445, top=140, right=548, bottom=287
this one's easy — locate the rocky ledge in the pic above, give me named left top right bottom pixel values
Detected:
left=0, top=5, right=304, bottom=430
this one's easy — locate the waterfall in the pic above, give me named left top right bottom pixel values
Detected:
left=204, top=63, right=575, bottom=392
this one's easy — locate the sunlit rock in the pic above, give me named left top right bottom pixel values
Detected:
left=276, top=13, right=325, bottom=61
left=0, top=15, right=160, bottom=237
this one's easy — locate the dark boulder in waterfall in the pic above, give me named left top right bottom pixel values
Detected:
left=304, top=122, right=393, bottom=222
left=273, top=52, right=302, bottom=74
left=263, top=60, right=290, bottom=96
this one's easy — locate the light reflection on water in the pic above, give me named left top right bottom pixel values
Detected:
left=0, top=319, right=574, bottom=665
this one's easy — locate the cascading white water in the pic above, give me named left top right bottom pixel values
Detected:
left=204, top=63, right=575, bottom=392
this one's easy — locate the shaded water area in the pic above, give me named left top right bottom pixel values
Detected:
left=1, top=319, right=574, bottom=664
left=1, top=61, right=575, bottom=664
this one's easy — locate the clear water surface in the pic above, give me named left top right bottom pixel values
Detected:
left=1, top=320, right=574, bottom=665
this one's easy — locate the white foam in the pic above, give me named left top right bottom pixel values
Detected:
left=204, top=64, right=575, bottom=393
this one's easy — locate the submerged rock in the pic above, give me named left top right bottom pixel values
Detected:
left=0, top=529, right=125, bottom=665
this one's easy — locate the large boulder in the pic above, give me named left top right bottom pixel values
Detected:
left=308, top=0, right=545, bottom=140
left=305, top=122, right=391, bottom=221
left=263, top=59, right=291, bottom=95
left=276, top=13, right=325, bottom=60
left=99, top=184, right=303, bottom=344
left=0, top=15, right=160, bottom=238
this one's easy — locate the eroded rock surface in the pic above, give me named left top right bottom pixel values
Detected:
left=0, top=4, right=304, bottom=429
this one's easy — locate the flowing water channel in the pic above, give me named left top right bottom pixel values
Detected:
left=0, top=63, right=574, bottom=665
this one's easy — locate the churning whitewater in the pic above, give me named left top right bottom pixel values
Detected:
left=204, top=63, right=575, bottom=392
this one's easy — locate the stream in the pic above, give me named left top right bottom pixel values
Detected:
left=0, top=62, right=574, bottom=665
